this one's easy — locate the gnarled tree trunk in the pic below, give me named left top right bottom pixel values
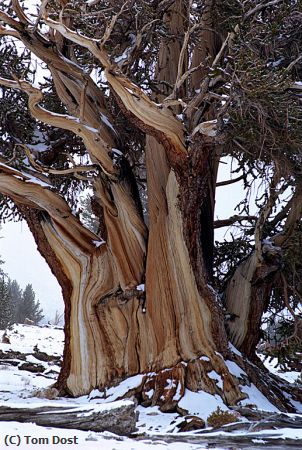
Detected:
left=0, top=0, right=301, bottom=413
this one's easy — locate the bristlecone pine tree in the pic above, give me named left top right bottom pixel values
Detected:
left=0, top=0, right=301, bottom=411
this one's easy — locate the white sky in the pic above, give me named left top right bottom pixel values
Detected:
left=0, top=221, right=63, bottom=322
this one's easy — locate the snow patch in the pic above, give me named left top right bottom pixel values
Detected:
left=89, top=374, right=144, bottom=404
left=240, top=383, right=280, bottom=412
left=228, top=342, right=242, bottom=356
left=225, top=360, right=247, bottom=378
left=136, top=284, right=145, bottom=291
left=93, top=239, right=106, bottom=248
left=112, top=148, right=123, bottom=156
left=178, top=389, right=230, bottom=421
left=208, top=370, right=223, bottom=389
left=100, top=112, right=116, bottom=134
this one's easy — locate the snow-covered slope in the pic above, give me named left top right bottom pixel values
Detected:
left=0, top=324, right=301, bottom=449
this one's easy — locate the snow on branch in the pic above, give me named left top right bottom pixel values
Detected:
left=18, top=143, right=98, bottom=180
left=0, top=164, right=100, bottom=252
left=43, top=16, right=187, bottom=163
left=12, top=0, right=33, bottom=25
left=254, top=172, right=285, bottom=265
left=0, top=76, right=118, bottom=179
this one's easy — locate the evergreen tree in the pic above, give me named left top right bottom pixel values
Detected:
left=20, top=284, right=44, bottom=325
left=7, top=279, right=23, bottom=324
left=0, top=276, right=12, bottom=329
left=79, top=195, right=99, bottom=234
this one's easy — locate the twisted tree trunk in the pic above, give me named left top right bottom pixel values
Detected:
left=0, top=0, right=300, bottom=413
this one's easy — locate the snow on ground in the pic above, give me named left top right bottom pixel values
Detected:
left=259, top=353, right=301, bottom=384
left=0, top=324, right=302, bottom=449
left=239, top=384, right=279, bottom=412
left=0, top=323, right=64, bottom=356
left=0, top=421, right=211, bottom=450
left=178, top=390, right=229, bottom=421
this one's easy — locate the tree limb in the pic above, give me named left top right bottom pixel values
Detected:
left=244, top=0, right=283, bottom=20
left=0, top=76, right=118, bottom=179
left=254, top=173, right=283, bottom=265
left=214, top=215, right=257, bottom=229
left=43, top=16, right=187, bottom=163
left=0, top=168, right=99, bottom=252
left=12, top=0, right=33, bottom=25
left=274, top=187, right=302, bottom=248
left=18, top=143, right=98, bottom=178
left=216, top=174, right=244, bottom=187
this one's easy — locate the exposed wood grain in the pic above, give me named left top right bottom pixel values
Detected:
left=0, top=401, right=136, bottom=435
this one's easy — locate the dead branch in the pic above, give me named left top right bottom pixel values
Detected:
left=0, top=169, right=99, bottom=251
left=43, top=17, right=187, bottom=161
left=18, top=143, right=98, bottom=178
left=165, top=23, right=199, bottom=102
left=216, top=174, right=245, bottom=187
left=100, top=1, right=130, bottom=47
left=185, top=29, right=236, bottom=123
left=284, top=55, right=302, bottom=74
left=32, top=0, right=49, bottom=31
left=0, top=76, right=118, bottom=179
left=12, top=0, right=33, bottom=25
left=274, top=187, right=302, bottom=248
left=244, top=0, right=283, bottom=20
left=0, top=24, right=20, bottom=39
left=214, top=215, right=257, bottom=229
left=254, top=173, right=283, bottom=265
left=267, top=197, right=293, bottom=230
left=0, top=10, right=23, bottom=31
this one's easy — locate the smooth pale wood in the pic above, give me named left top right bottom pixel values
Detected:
left=0, top=401, right=136, bottom=435
left=224, top=249, right=279, bottom=358
left=225, top=254, right=258, bottom=349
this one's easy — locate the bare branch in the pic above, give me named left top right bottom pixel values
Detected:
left=0, top=167, right=99, bottom=252
left=274, top=187, right=302, bottom=247
left=185, top=29, right=237, bottom=122
left=165, top=24, right=198, bottom=102
left=43, top=17, right=187, bottom=162
left=100, top=1, right=129, bottom=47
left=254, top=172, right=283, bottom=265
left=214, top=215, right=257, bottom=229
left=32, top=0, right=49, bottom=31
left=284, top=55, right=302, bottom=74
left=0, top=76, right=118, bottom=178
left=12, top=0, right=33, bottom=25
left=0, top=10, right=23, bottom=31
left=244, top=0, right=283, bottom=20
left=0, top=24, right=20, bottom=38
left=216, top=174, right=245, bottom=187
left=17, top=143, right=98, bottom=178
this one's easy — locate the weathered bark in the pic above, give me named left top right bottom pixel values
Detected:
left=141, top=0, right=243, bottom=407
left=225, top=187, right=302, bottom=358
left=224, top=249, right=280, bottom=358
left=0, top=401, right=136, bottom=435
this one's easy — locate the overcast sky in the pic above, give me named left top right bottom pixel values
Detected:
left=0, top=221, right=63, bottom=322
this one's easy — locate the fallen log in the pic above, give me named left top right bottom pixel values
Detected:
left=0, top=400, right=137, bottom=436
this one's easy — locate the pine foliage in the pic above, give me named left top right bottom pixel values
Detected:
left=19, top=284, right=44, bottom=325
left=0, top=275, right=12, bottom=329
